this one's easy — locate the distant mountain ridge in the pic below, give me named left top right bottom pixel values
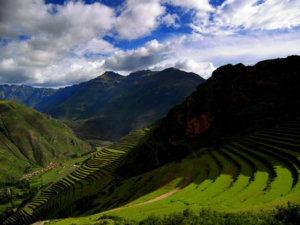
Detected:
left=0, top=68, right=204, bottom=141
left=52, top=68, right=204, bottom=140
left=0, top=85, right=56, bottom=108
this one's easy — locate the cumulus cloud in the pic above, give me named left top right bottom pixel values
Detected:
left=190, top=0, right=300, bottom=35
left=0, top=0, right=299, bottom=86
left=162, top=0, right=213, bottom=11
left=0, top=0, right=115, bottom=86
left=162, top=13, right=180, bottom=28
left=103, top=38, right=216, bottom=78
left=174, top=60, right=215, bottom=79
left=0, top=59, right=30, bottom=83
left=180, top=29, right=300, bottom=66
left=37, top=58, right=106, bottom=87
left=115, top=0, right=165, bottom=39
left=103, top=39, right=172, bottom=71
left=215, top=0, right=300, bottom=30
left=73, top=38, right=118, bottom=57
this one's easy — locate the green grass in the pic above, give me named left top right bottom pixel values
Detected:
left=0, top=100, right=93, bottom=183
left=3, top=129, right=147, bottom=225
left=3, top=121, right=300, bottom=224
left=94, top=122, right=300, bottom=221
left=49, top=204, right=300, bottom=225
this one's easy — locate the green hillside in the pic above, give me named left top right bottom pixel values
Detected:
left=47, top=120, right=300, bottom=225
left=0, top=100, right=93, bottom=183
left=3, top=129, right=148, bottom=224
left=3, top=120, right=300, bottom=225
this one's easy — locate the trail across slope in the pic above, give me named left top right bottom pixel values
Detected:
left=106, top=163, right=195, bottom=213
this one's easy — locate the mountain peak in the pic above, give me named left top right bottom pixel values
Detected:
left=128, top=70, right=154, bottom=78
left=162, top=67, right=180, bottom=72
left=101, top=71, right=122, bottom=79
left=91, top=71, right=123, bottom=83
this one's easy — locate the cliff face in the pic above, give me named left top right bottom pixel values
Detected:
left=117, top=56, right=300, bottom=176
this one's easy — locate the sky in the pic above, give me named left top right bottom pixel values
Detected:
left=0, top=0, right=299, bottom=87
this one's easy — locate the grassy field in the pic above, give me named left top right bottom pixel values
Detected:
left=3, top=121, right=300, bottom=224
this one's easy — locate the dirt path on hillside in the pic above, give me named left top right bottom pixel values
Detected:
left=31, top=220, right=49, bottom=225
left=104, top=163, right=195, bottom=213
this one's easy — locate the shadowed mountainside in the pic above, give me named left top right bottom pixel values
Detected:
left=118, top=55, right=300, bottom=176
left=36, top=68, right=205, bottom=140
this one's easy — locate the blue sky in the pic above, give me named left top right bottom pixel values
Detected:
left=0, top=0, right=299, bottom=87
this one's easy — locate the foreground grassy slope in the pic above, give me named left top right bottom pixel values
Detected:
left=49, top=204, right=299, bottom=225
left=97, top=120, right=300, bottom=221
left=0, top=100, right=93, bottom=182
left=4, top=120, right=300, bottom=224
left=31, top=119, right=300, bottom=225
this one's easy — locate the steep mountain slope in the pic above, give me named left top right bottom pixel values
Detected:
left=0, top=85, right=56, bottom=108
left=0, top=100, right=93, bottom=182
left=36, top=68, right=205, bottom=140
left=118, top=55, right=300, bottom=176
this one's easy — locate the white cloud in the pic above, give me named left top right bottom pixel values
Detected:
left=190, top=0, right=300, bottom=35
left=215, top=0, right=300, bottom=30
left=116, top=0, right=165, bottom=39
left=103, top=39, right=172, bottom=71
left=73, top=38, right=118, bottom=56
left=161, top=0, right=213, bottom=11
left=0, top=0, right=116, bottom=86
left=162, top=13, right=180, bottom=28
left=180, top=29, right=300, bottom=66
left=174, top=60, right=215, bottom=79
left=0, top=0, right=299, bottom=87
left=38, top=58, right=105, bottom=87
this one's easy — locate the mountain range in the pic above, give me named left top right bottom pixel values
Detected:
left=0, top=68, right=205, bottom=141
left=0, top=85, right=55, bottom=108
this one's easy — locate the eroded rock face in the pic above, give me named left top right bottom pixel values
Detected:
left=186, top=113, right=214, bottom=138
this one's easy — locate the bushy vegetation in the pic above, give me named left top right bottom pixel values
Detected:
left=135, top=205, right=300, bottom=225
left=62, top=204, right=299, bottom=225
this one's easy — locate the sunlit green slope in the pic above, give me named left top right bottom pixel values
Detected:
left=0, top=100, right=93, bottom=183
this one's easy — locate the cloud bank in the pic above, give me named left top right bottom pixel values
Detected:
left=0, top=0, right=299, bottom=86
